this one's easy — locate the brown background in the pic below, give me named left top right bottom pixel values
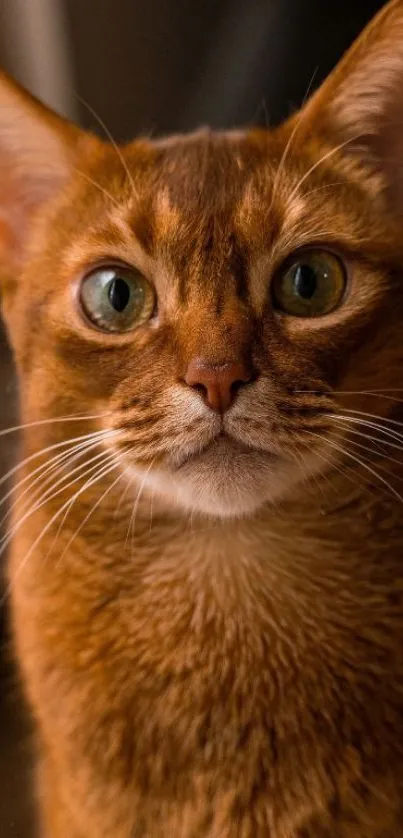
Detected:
left=0, top=0, right=385, bottom=835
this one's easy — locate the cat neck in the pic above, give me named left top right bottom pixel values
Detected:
left=15, top=445, right=402, bottom=594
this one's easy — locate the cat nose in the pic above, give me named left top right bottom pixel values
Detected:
left=184, top=358, right=253, bottom=414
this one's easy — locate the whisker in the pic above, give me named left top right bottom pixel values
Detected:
left=301, top=181, right=351, bottom=199
left=308, top=444, right=375, bottom=499
left=287, top=132, right=366, bottom=205
left=56, top=454, right=129, bottom=567
left=331, top=430, right=403, bottom=477
left=0, top=429, right=115, bottom=511
left=0, top=437, right=106, bottom=535
left=127, top=458, right=156, bottom=550
left=75, top=92, right=136, bottom=195
left=335, top=389, right=403, bottom=395
left=345, top=394, right=403, bottom=405
left=74, top=168, right=121, bottom=209
left=0, top=431, right=113, bottom=514
left=332, top=414, right=403, bottom=445
left=308, top=431, right=403, bottom=504
left=270, top=67, right=319, bottom=209
left=270, top=117, right=305, bottom=211
left=296, top=388, right=403, bottom=399
left=148, top=487, right=155, bottom=535
left=2, top=457, right=120, bottom=606
left=331, top=419, right=403, bottom=457
left=30, top=448, right=119, bottom=559
left=339, top=408, right=403, bottom=430
left=0, top=440, right=119, bottom=563
left=0, top=411, right=110, bottom=440
left=294, top=446, right=327, bottom=497
left=113, top=467, right=136, bottom=521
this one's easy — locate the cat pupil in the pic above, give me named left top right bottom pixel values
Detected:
left=294, top=264, right=317, bottom=300
left=108, top=277, right=130, bottom=312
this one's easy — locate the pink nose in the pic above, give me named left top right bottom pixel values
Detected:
left=184, top=358, right=253, bottom=414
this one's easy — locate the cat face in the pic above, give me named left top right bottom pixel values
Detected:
left=4, top=127, right=403, bottom=519
left=2, top=0, right=403, bottom=518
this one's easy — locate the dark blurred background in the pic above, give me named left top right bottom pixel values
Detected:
left=0, top=0, right=386, bottom=834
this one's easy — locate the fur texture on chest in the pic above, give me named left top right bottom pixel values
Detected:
left=9, top=489, right=403, bottom=837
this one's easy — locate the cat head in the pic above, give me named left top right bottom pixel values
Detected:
left=1, top=0, right=403, bottom=519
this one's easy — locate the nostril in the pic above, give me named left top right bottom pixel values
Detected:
left=184, top=358, right=256, bottom=414
left=192, top=382, right=208, bottom=399
left=230, top=378, right=248, bottom=398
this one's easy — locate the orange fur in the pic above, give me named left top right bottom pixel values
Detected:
left=2, top=2, right=403, bottom=835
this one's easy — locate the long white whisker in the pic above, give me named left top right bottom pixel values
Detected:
left=331, top=419, right=403, bottom=457
left=348, top=394, right=403, bottom=404
left=296, top=388, right=403, bottom=396
left=332, top=414, right=403, bottom=445
left=0, top=434, right=113, bottom=526
left=309, top=431, right=403, bottom=504
left=340, top=408, right=403, bottom=429
left=0, top=428, right=114, bottom=496
left=56, top=455, right=128, bottom=567
left=336, top=389, right=403, bottom=395
left=0, top=442, right=118, bottom=562
left=25, top=448, right=119, bottom=558
left=309, top=444, right=375, bottom=498
left=2, top=458, right=120, bottom=605
left=331, top=430, right=403, bottom=475
left=0, top=412, right=110, bottom=439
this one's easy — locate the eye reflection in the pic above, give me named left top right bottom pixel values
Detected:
left=272, top=250, right=347, bottom=317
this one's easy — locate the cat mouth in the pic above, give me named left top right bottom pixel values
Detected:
left=171, top=432, right=266, bottom=471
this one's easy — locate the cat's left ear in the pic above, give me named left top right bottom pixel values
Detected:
left=0, top=71, right=94, bottom=286
left=295, top=0, right=403, bottom=213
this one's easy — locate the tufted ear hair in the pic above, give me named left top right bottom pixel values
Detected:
left=294, top=0, right=403, bottom=214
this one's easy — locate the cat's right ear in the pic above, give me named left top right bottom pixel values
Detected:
left=0, top=71, right=95, bottom=294
left=294, top=0, right=403, bottom=216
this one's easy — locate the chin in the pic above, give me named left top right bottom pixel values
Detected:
left=143, top=439, right=302, bottom=520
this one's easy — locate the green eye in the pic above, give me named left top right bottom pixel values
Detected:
left=272, top=250, right=347, bottom=317
left=80, top=265, right=156, bottom=333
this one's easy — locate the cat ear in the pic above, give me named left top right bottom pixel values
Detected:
left=297, top=0, right=403, bottom=211
left=0, top=71, right=90, bottom=284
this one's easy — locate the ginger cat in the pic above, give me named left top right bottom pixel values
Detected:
left=2, top=1, right=403, bottom=835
